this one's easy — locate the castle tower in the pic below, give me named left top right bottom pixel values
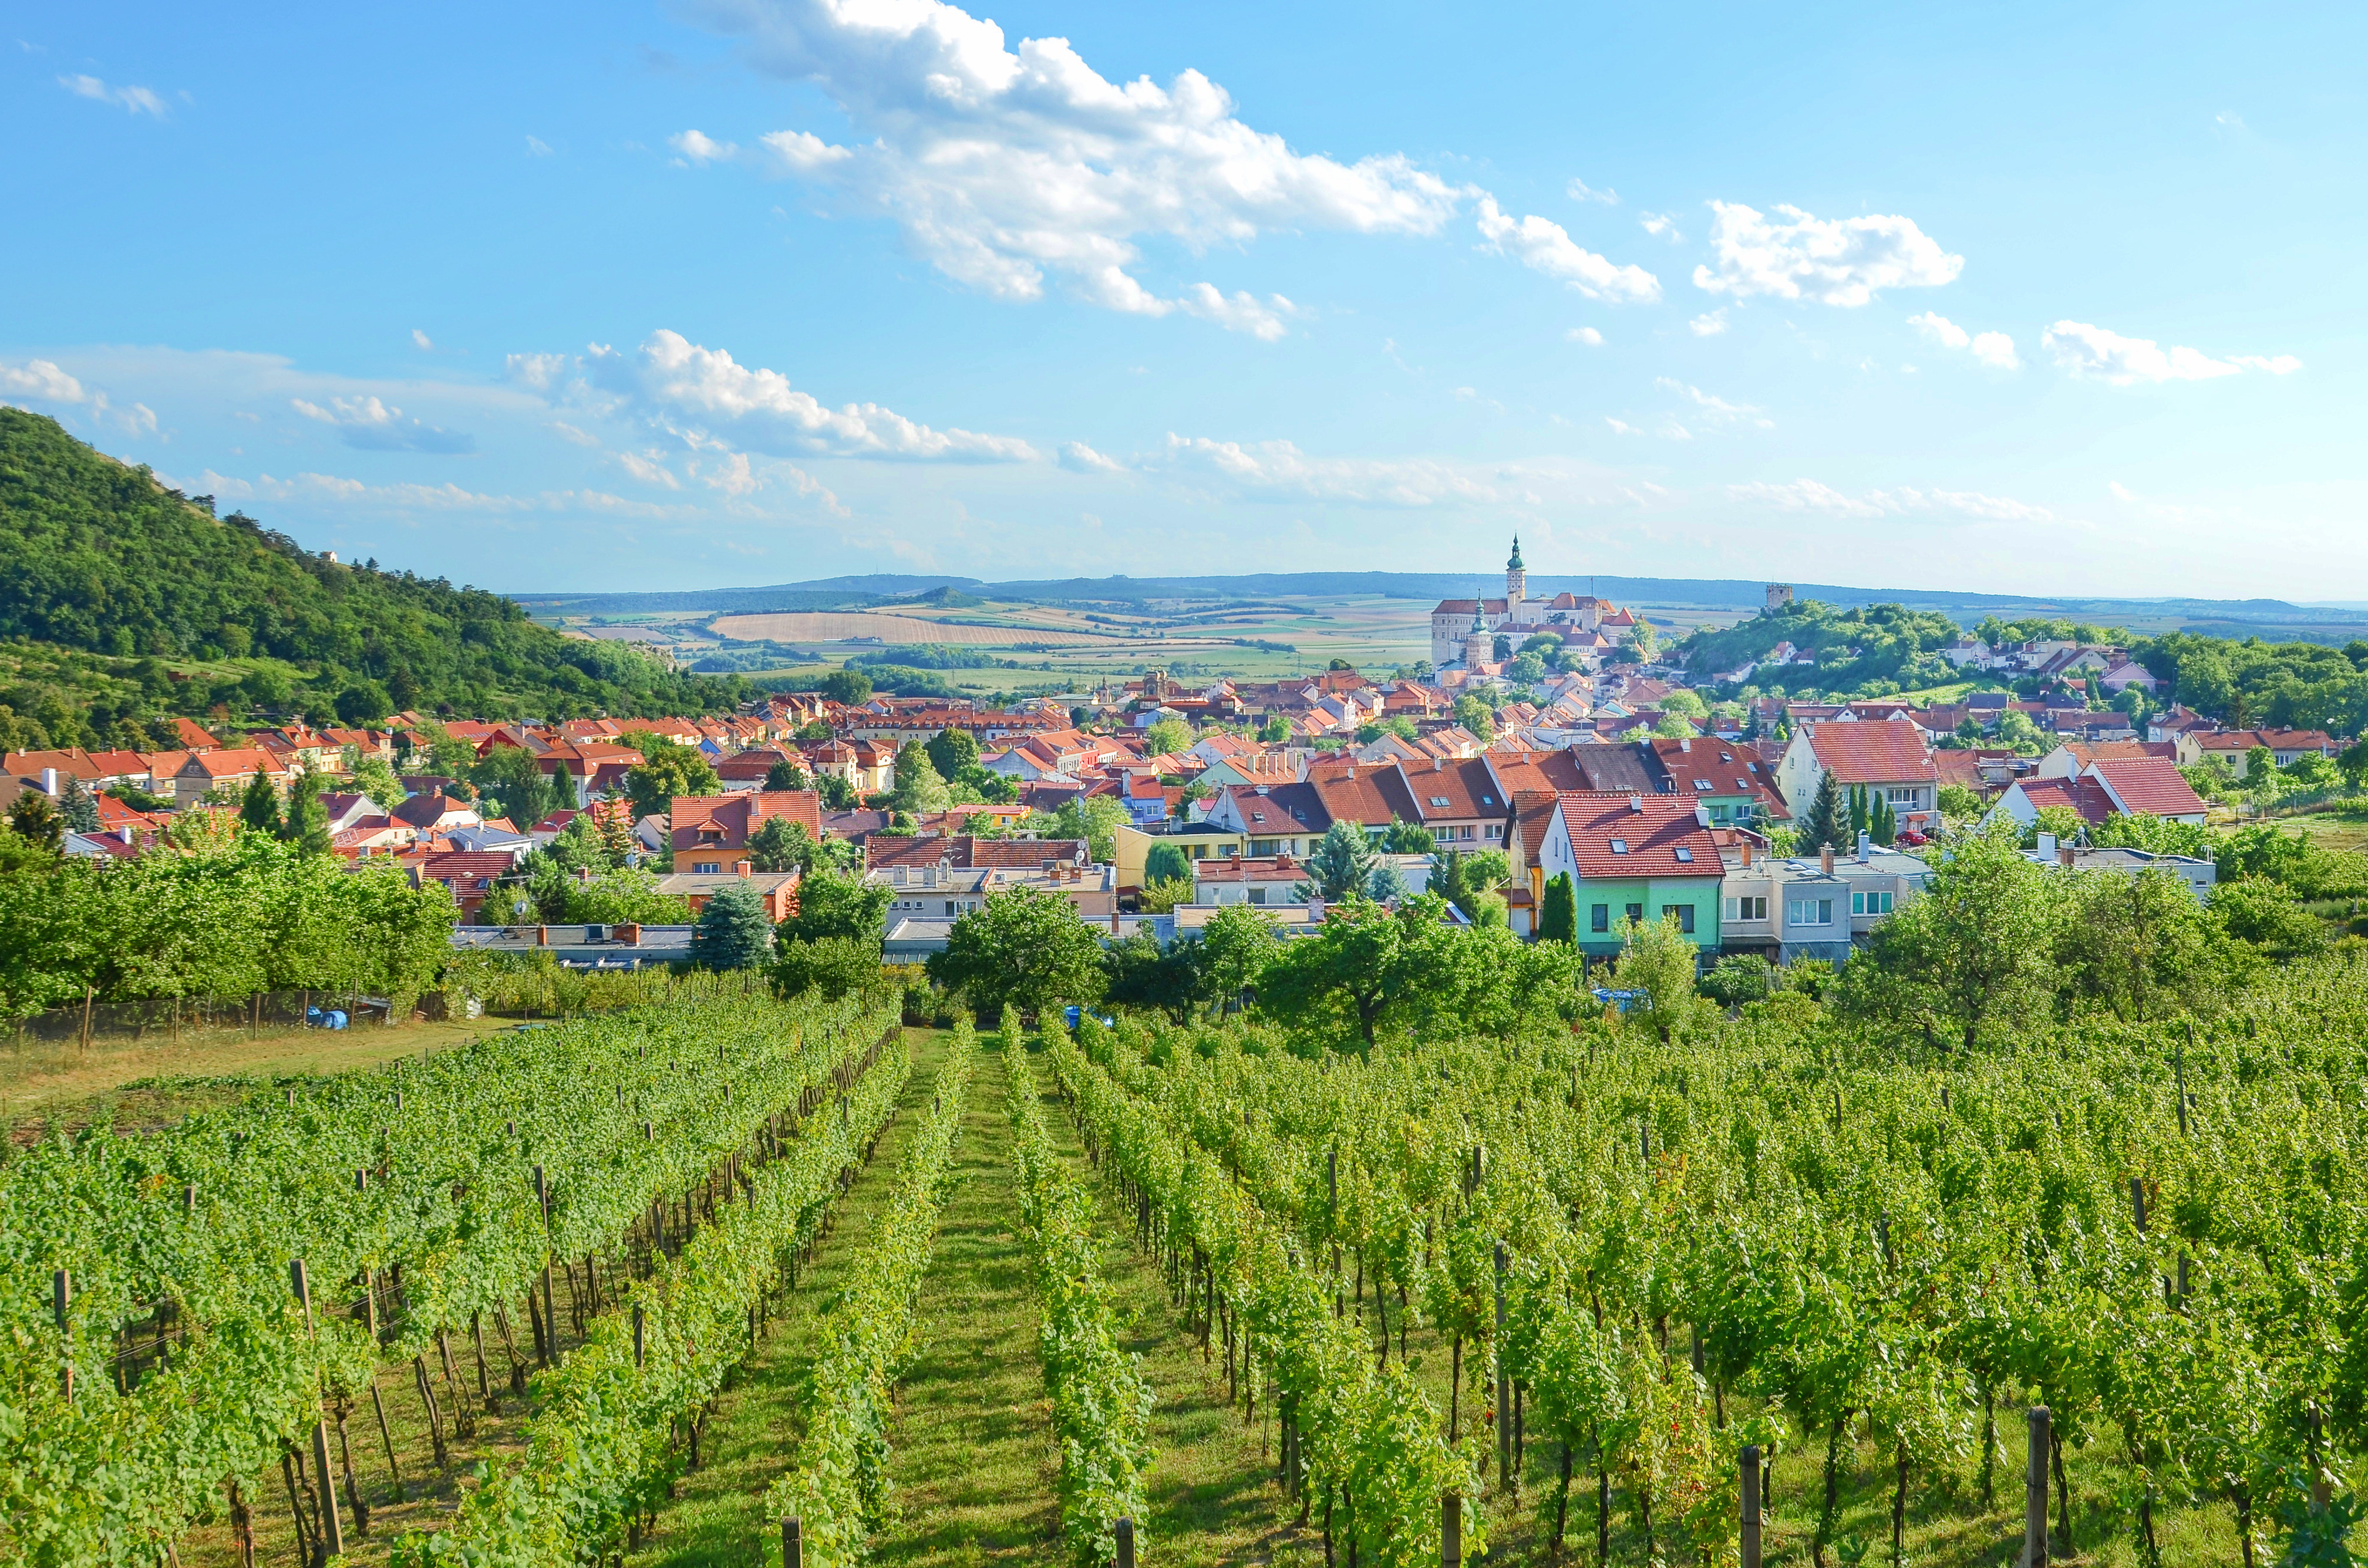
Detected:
left=1505, top=535, right=1527, bottom=616
left=1463, top=596, right=1493, bottom=669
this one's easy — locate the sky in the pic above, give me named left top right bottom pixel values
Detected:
left=4, top=0, right=2363, bottom=599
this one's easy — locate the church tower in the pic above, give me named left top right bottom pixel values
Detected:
left=1463, top=596, right=1493, bottom=669
left=1505, top=534, right=1527, bottom=616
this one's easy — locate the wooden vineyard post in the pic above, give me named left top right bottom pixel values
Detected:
left=1494, top=1242, right=1511, bottom=1491
left=782, top=1516, right=803, bottom=1568
left=634, top=1305, right=646, bottom=1368
left=2025, top=1407, right=2050, bottom=1568
left=1741, top=1444, right=1762, bottom=1568
left=54, top=1269, right=72, bottom=1402
left=1441, top=1491, right=1463, bottom=1568
left=289, top=1259, right=344, bottom=1558
left=1116, top=1516, right=1136, bottom=1568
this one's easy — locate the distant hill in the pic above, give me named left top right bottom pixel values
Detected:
left=0, top=409, right=743, bottom=753
left=523, top=568, right=2368, bottom=642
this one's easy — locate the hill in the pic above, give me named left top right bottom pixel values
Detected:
left=0, top=409, right=743, bottom=752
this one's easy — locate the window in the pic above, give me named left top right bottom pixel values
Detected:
left=1248, top=886, right=1268, bottom=905
left=1852, top=890, right=1895, bottom=915
left=1608, top=838, right=1629, bottom=855
left=1724, top=896, right=1769, bottom=921
left=693, top=861, right=722, bottom=874
left=1885, top=787, right=1919, bottom=805
left=1487, top=824, right=1502, bottom=839
left=944, top=901, right=956, bottom=915
left=1590, top=903, right=1609, bottom=932
left=1694, top=778, right=1713, bottom=790
left=1786, top=898, right=1834, bottom=926
left=1663, top=903, right=1695, bottom=934
left=1429, top=796, right=1450, bottom=808
left=1626, top=902, right=1645, bottom=924
left=1674, top=847, right=1693, bottom=862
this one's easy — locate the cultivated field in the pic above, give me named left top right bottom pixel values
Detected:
left=709, top=611, right=1130, bottom=647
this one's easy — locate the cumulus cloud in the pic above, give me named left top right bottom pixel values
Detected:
left=2, top=358, right=157, bottom=434
left=1731, top=477, right=2052, bottom=522
left=1567, top=327, right=1604, bottom=347
left=617, top=451, right=682, bottom=489
left=1695, top=201, right=1962, bottom=306
left=1476, top=198, right=1660, bottom=302
left=1657, top=377, right=1770, bottom=427
left=1689, top=309, right=1727, bottom=337
left=1567, top=177, right=1617, bottom=204
left=506, top=352, right=571, bottom=390
left=683, top=0, right=1646, bottom=332
left=1157, top=434, right=1518, bottom=507
left=1639, top=212, right=1681, bottom=242
left=587, top=329, right=1038, bottom=461
left=546, top=420, right=600, bottom=447
left=291, top=394, right=476, bottom=454
left=1908, top=312, right=2019, bottom=369
left=2043, top=321, right=2300, bottom=384
left=59, top=73, right=166, bottom=116
left=1059, top=440, right=1124, bottom=473
left=411, top=329, right=435, bottom=350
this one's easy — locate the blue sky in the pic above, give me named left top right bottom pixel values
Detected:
left=5, top=0, right=2360, bottom=598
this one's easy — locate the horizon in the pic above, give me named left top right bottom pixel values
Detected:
left=5, top=1, right=2362, bottom=599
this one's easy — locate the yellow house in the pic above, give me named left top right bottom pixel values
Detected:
left=1114, top=821, right=1247, bottom=891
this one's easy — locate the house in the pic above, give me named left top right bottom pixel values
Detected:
left=655, top=866, right=802, bottom=921
left=171, top=717, right=223, bottom=753
left=2023, top=837, right=2217, bottom=902
left=2177, top=728, right=2337, bottom=777
left=670, top=790, right=825, bottom=874
left=866, top=837, right=1113, bottom=928
left=1642, top=737, right=1787, bottom=826
left=1716, top=837, right=1932, bottom=964
left=1302, top=760, right=1422, bottom=839
left=2098, top=660, right=2161, bottom=694
left=166, top=748, right=292, bottom=807
left=863, top=834, right=1090, bottom=876
left=408, top=850, right=524, bottom=919
left=717, top=747, right=794, bottom=788
left=1392, top=756, right=1510, bottom=850
left=1191, top=854, right=1312, bottom=908
left=1989, top=775, right=2120, bottom=831
left=393, top=793, right=483, bottom=835
left=2036, top=740, right=2178, bottom=778
left=1113, top=821, right=1249, bottom=890
left=1503, top=790, right=1725, bottom=954
left=1776, top=719, right=1939, bottom=831
left=1202, top=783, right=1331, bottom=858
left=2084, top=757, right=2211, bottom=824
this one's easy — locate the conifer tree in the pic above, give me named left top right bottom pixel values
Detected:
left=689, top=882, right=776, bottom=969
left=1797, top=769, right=1848, bottom=853
left=58, top=775, right=99, bottom=834
left=1538, top=871, right=1578, bottom=943
left=240, top=767, right=282, bottom=838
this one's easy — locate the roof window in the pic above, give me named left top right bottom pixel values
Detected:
left=1675, top=847, right=1694, bottom=862
left=1609, top=838, right=1629, bottom=854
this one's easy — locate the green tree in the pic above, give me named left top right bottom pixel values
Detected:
left=2211, top=875, right=2327, bottom=960
left=772, top=935, right=881, bottom=1001
left=1994, top=710, right=2047, bottom=755
left=924, top=726, right=981, bottom=781
left=1936, top=783, right=1983, bottom=821
left=1845, top=820, right=2063, bottom=1050
left=927, top=885, right=1108, bottom=1016
left=1035, top=794, right=1129, bottom=864
left=1871, top=791, right=1898, bottom=847
left=1197, top=902, right=1281, bottom=1009
left=336, top=679, right=393, bottom=725
left=1143, top=842, right=1193, bottom=885
left=1431, top=848, right=1509, bottom=923
left=1256, top=895, right=1467, bottom=1048
left=1659, top=688, right=1707, bottom=720
left=56, top=775, right=99, bottom=834
left=1453, top=694, right=1497, bottom=743
left=747, top=816, right=821, bottom=874
left=351, top=754, right=406, bottom=810
left=777, top=865, right=892, bottom=946
left=1625, top=620, right=1660, bottom=662
left=1258, top=715, right=1290, bottom=744
left=8, top=790, right=64, bottom=851
left=689, top=882, right=775, bottom=969
left=1538, top=871, right=1578, bottom=942
left=1142, top=716, right=1193, bottom=757
left=1301, top=819, right=1383, bottom=900
left=2054, top=866, right=2219, bottom=1021
left=238, top=767, right=282, bottom=837
left=280, top=767, right=332, bottom=855
left=1381, top=818, right=1434, bottom=854
left=764, top=754, right=811, bottom=792
left=622, top=732, right=722, bottom=818
left=890, top=741, right=950, bottom=814
left=1797, top=769, right=1847, bottom=853
left=1699, top=952, right=1775, bottom=1007
left=1100, top=932, right=1206, bottom=1020
left=1611, top=912, right=1703, bottom=1028
left=471, top=744, right=554, bottom=827
left=817, top=667, right=874, bottom=706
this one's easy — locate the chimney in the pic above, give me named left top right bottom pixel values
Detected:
left=2059, top=842, right=2076, bottom=868
left=40, top=767, right=58, bottom=796
left=1629, top=794, right=1643, bottom=813
left=2036, top=832, right=2056, bottom=859
left=1857, top=830, right=1870, bottom=863
left=1820, top=845, right=1836, bottom=876
left=1740, top=838, right=1753, bottom=868
left=737, top=861, right=751, bottom=877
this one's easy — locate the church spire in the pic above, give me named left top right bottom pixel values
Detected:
left=1507, top=534, right=1524, bottom=571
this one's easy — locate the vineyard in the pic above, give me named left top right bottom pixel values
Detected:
left=7, top=955, right=2368, bottom=1568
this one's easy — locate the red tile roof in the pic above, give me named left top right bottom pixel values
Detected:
left=671, top=790, right=823, bottom=854
left=2016, top=777, right=2117, bottom=825
left=863, top=835, right=1090, bottom=870
left=1396, top=756, right=1504, bottom=820
left=2089, top=758, right=2209, bottom=818
left=1807, top=720, right=1936, bottom=784
left=1303, top=760, right=1419, bottom=828
left=1552, top=792, right=1724, bottom=878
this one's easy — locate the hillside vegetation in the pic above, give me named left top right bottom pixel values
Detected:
left=0, top=409, right=743, bottom=749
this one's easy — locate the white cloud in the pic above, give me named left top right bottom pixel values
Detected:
left=1059, top=440, right=1124, bottom=473
left=1475, top=198, right=1660, bottom=302
left=1689, top=309, right=1727, bottom=337
left=688, top=0, right=1636, bottom=332
left=411, top=329, right=435, bottom=350
left=1566, top=326, right=1604, bottom=347
left=2043, top=320, right=2299, bottom=384
left=1656, top=377, right=1770, bottom=427
left=526, top=135, right=554, bottom=156
left=695, top=451, right=762, bottom=497
left=1157, top=434, right=1520, bottom=507
left=1604, top=417, right=1640, bottom=435
left=178, top=467, right=690, bottom=520
left=546, top=420, right=599, bottom=447
left=617, top=451, right=683, bottom=489
left=1730, top=477, right=2052, bottom=522
left=1695, top=201, right=1962, bottom=306
left=588, top=329, right=1038, bottom=461
left=59, top=73, right=166, bottom=116
left=1639, top=212, right=1682, bottom=242
left=669, top=128, right=739, bottom=165
left=505, top=352, right=571, bottom=390
left=290, top=394, right=476, bottom=453
left=1908, top=311, right=2020, bottom=369
left=1567, top=177, right=1617, bottom=204
left=0, top=359, right=85, bottom=403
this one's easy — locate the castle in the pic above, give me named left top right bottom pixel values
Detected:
left=1429, top=536, right=1636, bottom=668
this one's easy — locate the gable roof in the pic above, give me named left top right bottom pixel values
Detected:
left=671, top=790, right=824, bottom=854
left=2013, top=776, right=2117, bottom=825
left=1396, top=755, right=1504, bottom=820
left=1302, top=760, right=1419, bottom=828
left=1222, top=781, right=1330, bottom=837
left=2087, top=757, right=2209, bottom=818
left=1552, top=791, right=1724, bottom=878
left=1807, top=719, right=1936, bottom=784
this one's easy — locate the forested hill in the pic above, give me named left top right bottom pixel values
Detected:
left=0, top=409, right=743, bottom=750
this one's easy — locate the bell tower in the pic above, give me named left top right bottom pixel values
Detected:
left=1463, top=596, right=1493, bottom=669
left=1505, top=534, right=1527, bottom=615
